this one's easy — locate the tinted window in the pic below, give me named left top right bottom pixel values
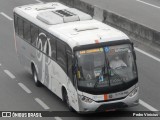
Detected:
left=38, top=30, right=47, bottom=52
left=31, top=25, right=38, bottom=46
left=46, top=41, right=49, bottom=55
left=23, top=20, right=31, bottom=43
left=14, top=14, right=18, bottom=34
left=67, top=53, right=73, bottom=80
left=18, top=17, right=23, bottom=38
left=49, top=35, right=56, bottom=59
left=57, top=41, right=67, bottom=72
left=66, top=45, right=72, bottom=54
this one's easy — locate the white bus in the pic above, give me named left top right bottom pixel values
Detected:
left=13, top=2, right=139, bottom=112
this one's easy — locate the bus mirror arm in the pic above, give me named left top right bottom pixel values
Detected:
left=72, top=65, right=77, bottom=74
left=131, top=42, right=136, bottom=60
left=72, top=75, right=78, bottom=89
left=133, top=51, right=136, bottom=60
left=72, top=56, right=78, bottom=74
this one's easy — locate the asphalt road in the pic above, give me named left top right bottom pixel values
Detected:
left=0, top=0, right=160, bottom=120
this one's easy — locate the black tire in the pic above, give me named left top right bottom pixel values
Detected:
left=63, top=89, right=73, bottom=111
left=32, top=66, right=42, bottom=87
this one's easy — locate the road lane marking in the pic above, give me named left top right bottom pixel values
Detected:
left=137, top=0, right=160, bottom=9
left=35, top=98, right=50, bottom=110
left=0, top=12, right=13, bottom=21
left=135, top=47, right=160, bottom=63
left=55, top=117, right=63, bottom=120
left=18, top=83, right=32, bottom=94
left=4, top=70, right=16, bottom=79
left=139, top=99, right=158, bottom=111
left=35, top=0, right=43, bottom=3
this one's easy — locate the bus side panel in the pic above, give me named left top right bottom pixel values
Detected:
left=35, top=46, right=45, bottom=85
left=32, top=38, right=52, bottom=89
left=22, top=39, right=36, bottom=73
left=50, top=61, right=67, bottom=99
left=34, top=52, right=67, bottom=100
left=15, top=33, right=40, bottom=75
left=45, top=59, right=60, bottom=94
left=15, top=35, right=24, bottom=65
left=15, top=36, right=30, bottom=70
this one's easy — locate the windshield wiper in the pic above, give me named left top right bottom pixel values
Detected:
left=94, top=48, right=111, bottom=88
left=94, top=63, right=110, bottom=88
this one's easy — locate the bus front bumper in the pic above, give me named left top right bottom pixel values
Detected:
left=78, top=88, right=139, bottom=112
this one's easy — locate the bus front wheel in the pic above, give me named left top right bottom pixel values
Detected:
left=63, top=88, right=73, bottom=111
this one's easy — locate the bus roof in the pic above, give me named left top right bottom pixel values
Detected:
left=14, top=2, right=129, bottom=49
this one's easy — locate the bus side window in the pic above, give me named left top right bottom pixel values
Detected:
left=14, top=14, right=18, bottom=34
left=38, top=29, right=47, bottom=52
left=17, top=17, right=24, bottom=38
left=66, top=45, right=72, bottom=54
left=67, top=53, right=73, bottom=81
left=49, top=35, right=56, bottom=60
left=57, top=41, right=67, bottom=73
left=31, top=25, right=39, bottom=47
left=23, top=20, right=31, bottom=43
left=46, top=41, right=49, bottom=56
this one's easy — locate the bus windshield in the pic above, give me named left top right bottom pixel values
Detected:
left=75, top=44, right=137, bottom=90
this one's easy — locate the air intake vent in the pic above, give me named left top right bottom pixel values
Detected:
left=53, top=9, right=79, bottom=23
left=37, top=8, right=92, bottom=25
left=55, top=10, right=75, bottom=17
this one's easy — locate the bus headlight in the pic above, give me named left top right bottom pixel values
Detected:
left=129, top=87, right=139, bottom=97
left=79, top=95, right=94, bottom=103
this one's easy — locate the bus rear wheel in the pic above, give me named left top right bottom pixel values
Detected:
left=32, top=66, right=42, bottom=87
